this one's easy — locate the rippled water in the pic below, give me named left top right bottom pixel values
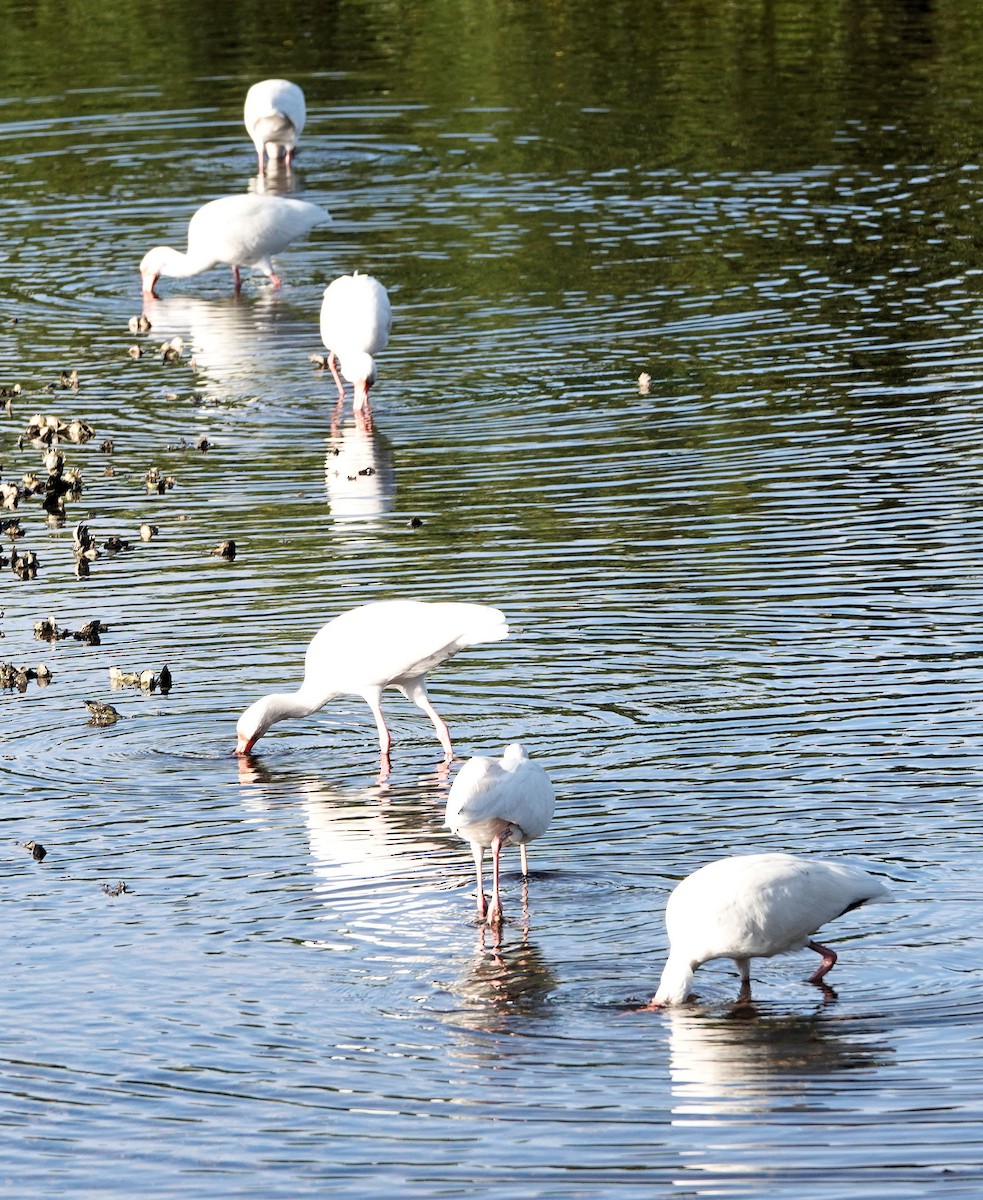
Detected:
left=3, top=1, right=983, bottom=1195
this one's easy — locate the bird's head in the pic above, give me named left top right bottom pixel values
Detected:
left=139, top=248, right=165, bottom=298
left=235, top=696, right=276, bottom=755
left=344, top=351, right=377, bottom=409
left=651, top=955, right=696, bottom=1007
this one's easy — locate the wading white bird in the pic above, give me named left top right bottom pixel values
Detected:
left=235, top=600, right=508, bottom=770
left=244, top=79, right=307, bottom=173
left=140, top=194, right=329, bottom=297
left=319, top=273, right=392, bottom=411
left=650, top=853, right=888, bottom=1006
left=445, top=744, right=555, bottom=926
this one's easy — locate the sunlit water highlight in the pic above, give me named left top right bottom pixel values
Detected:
left=3, top=6, right=983, bottom=1195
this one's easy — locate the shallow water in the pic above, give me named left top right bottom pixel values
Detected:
left=3, top=1, right=983, bottom=1195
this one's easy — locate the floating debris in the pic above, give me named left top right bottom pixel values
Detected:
left=212, top=539, right=236, bottom=561
left=41, top=450, right=81, bottom=519
left=75, top=619, right=107, bottom=645
left=159, top=337, right=184, bottom=363
left=85, top=700, right=121, bottom=726
left=23, top=840, right=46, bottom=862
left=36, top=615, right=106, bottom=643
left=1, top=663, right=27, bottom=688
left=1, top=517, right=23, bottom=540
left=309, top=354, right=330, bottom=370
left=637, top=371, right=652, bottom=395
left=139, top=523, right=158, bottom=541
left=408, top=516, right=425, bottom=528
left=128, top=314, right=152, bottom=334
left=109, top=666, right=141, bottom=686
left=0, top=482, right=18, bottom=511
left=24, top=413, right=94, bottom=445
left=145, top=466, right=176, bottom=494
left=109, top=662, right=170, bottom=692
left=128, top=345, right=143, bottom=360
left=60, top=370, right=80, bottom=391
left=73, top=522, right=100, bottom=561
left=102, top=881, right=127, bottom=897
left=165, top=436, right=212, bottom=453
left=100, top=438, right=114, bottom=454
left=103, top=535, right=132, bottom=554
left=11, top=548, right=38, bottom=579
left=0, top=662, right=48, bottom=688
left=34, top=617, right=65, bottom=642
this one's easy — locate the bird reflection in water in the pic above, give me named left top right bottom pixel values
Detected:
left=140, top=292, right=299, bottom=394
left=448, top=922, right=559, bottom=1035
left=664, top=1004, right=891, bottom=1124
left=324, top=407, right=396, bottom=522
left=248, top=164, right=304, bottom=197
left=236, top=756, right=451, bottom=922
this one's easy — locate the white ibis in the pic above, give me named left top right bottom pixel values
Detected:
left=244, top=79, right=306, bottom=173
left=140, top=194, right=329, bottom=297
left=235, top=600, right=508, bottom=771
left=650, top=852, right=888, bottom=1006
left=445, top=744, right=555, bottom=926
left=319, top=273, right=392, bottom=411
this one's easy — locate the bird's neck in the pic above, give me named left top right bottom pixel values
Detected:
left=156, top=245, right=216, bottom=279
left=264, top=688, right=334, bottom=723
left=652, top=955, right=695, bottom=1006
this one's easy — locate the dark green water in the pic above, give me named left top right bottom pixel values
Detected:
left=2, top=2, right=983, bottom=1196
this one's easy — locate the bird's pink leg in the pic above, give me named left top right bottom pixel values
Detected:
left=401, top=683, right=453, bottom=761
left=806, top=939, right=837, bottom=983
left=269, top=273, right=283, bottom=290
left=519, top=843, right=529, bottom=876
left=232, top=265, right=242, bottom=294
left=364, top=690, right=392, bottom=762
left=472, top=843, right=486, bottom=920
left=736, top=958, right=752, bottom=1004
left=486, top=834, right=504, bottom=926
left=328, top=352, right=346, bottom=401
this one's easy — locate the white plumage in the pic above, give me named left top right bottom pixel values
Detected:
left=445, top=744, right=555, bottom=926
left=651, top=852, right=888, bottom=1006
left=244, top=79, right=307, bottom=173
left=235, top=600, right=509, bottom=770
left=319, top=273, right=392, bottom=411
left=140, top=194, right=329, bottom=297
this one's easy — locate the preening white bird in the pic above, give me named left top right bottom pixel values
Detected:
left=140, top=194, right=329, bottom=297
left=244, top=79, right=307, bottom=174
left=651, top=853, right=888, bottom=1006
left=319, top=273, right=392, bottom=411
left=235, top=600, right=509, bottom=770
left=445, top=744, right=555, bottom=926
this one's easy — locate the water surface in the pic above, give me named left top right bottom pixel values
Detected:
left=2, top=1, right=983, bottom=1195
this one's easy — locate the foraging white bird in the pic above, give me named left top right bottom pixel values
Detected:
left=651, top=853, right=888, bottom=1006
left=244, top=79, right=306, bottom=174
left=235, top=600, right=508, bottom=769
left=319, top=273, right=392, bottom=411
left=140, top=194, right=329, bottom=297
left=445, top=744, right=555, bottom=926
